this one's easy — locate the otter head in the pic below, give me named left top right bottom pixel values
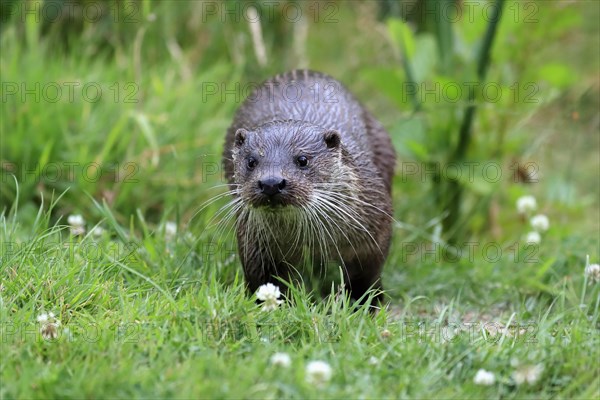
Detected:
left=232, top=120, right=343, bottom=210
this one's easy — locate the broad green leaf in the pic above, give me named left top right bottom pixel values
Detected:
left=390, top=118, right=428, bottom=160
left=387, top=18, right=416, bottom=59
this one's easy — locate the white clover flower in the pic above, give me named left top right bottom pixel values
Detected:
left=368, top=356, right=380, bottom=366
left=36, top=312, right=53, bottom=323
left=270, top=352, right=291, bottom=368
left=516, top=196, right=537, bottom=214
left=37, top=312, right=61, bottom=340
left=90, top=226, right=105, bottom=238
left=380, top=329, right=392, bottom=338
left=164, top=221, right=177, bottom=240
left=530, top=214, right=549, bottom=232
left=524, top=231, right=541, bottom=245
left=584, top=263, right=600, bottom=284
left=67, top=214, right=85, bottom=226
left=256, top=283, right=283, bottom=311
left=305, top=360, right=333, bottom=386
left=41, top=322, right=60, bottom=340
left=473, top=369, right=495, bottom=386
left=512, top=363, right=544, bottom=385
left=67, top=214, right=86, bottom=236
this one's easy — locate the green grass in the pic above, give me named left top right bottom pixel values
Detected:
left=1, top=200, right=599, bottom=398
left=2, top=200, right=599, bottom=398
left=1, top=1, right=599, bottom=398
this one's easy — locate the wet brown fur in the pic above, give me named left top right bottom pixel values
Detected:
left=222, top=70, right=396, bottom=306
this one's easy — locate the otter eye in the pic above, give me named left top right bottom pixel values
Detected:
left=247, top=157, right=258, bottom=170
left=296, top=155, right=309, bottom=168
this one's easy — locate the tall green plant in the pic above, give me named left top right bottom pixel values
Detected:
left=444, top=0, right=505, bottom=241
left=367, top=0, right=508, bottom=243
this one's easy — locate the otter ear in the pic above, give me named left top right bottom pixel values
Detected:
left=234, top=128, right=248, bottom=147
left=324, top=130, right=341, bottom=149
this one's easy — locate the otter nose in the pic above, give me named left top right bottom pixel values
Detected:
left=258, top=177, right=286, bottom=196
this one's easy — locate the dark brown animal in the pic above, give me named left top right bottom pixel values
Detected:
left=222, top=70, right=395, bottom=306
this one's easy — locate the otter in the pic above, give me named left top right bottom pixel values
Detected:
left=222, top=69, right=396, bottom=306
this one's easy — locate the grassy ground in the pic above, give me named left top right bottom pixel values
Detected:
left=1, top=1, right=599, bottom=398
